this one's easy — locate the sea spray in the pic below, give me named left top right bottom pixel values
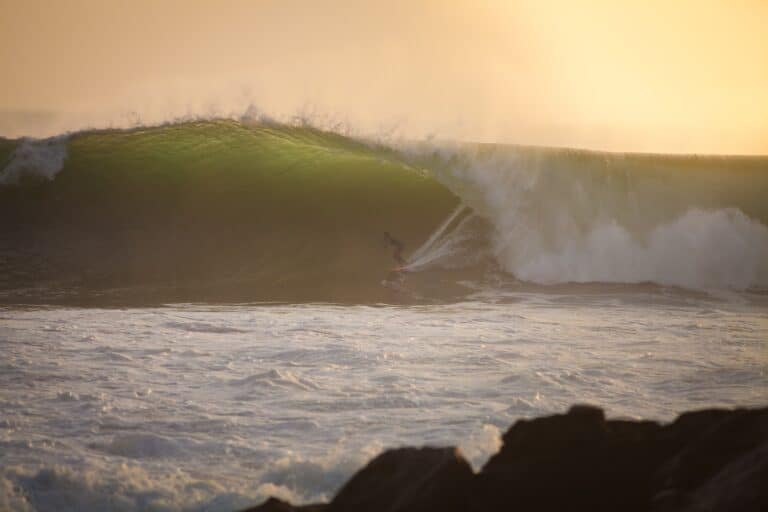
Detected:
left=408, top=142, right=768, bottom=290
left=0, top=136, right=68, bottom=184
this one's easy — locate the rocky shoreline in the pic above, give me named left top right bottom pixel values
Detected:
left=243, top=404, right=767, bottom=512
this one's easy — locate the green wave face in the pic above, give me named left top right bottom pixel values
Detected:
left=0, top=120, right=459, bottom=302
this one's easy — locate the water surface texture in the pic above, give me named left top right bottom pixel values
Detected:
left=2, top=292, right=767, bottom=510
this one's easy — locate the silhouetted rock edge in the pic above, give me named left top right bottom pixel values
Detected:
left=242, top=404, right=768, bottom=512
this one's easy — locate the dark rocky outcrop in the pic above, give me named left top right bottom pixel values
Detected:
left=474, top=404, right=663, bottom=511
left=242, top=405, right=768, bottom=512
left=650, top=408, right=768, bottom=511
left=329, top=447, right=473, bottom=512
left=241, top=497, right=326, bottom=512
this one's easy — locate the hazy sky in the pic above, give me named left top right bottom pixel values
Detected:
left=1, top=0, right=767, bottom=153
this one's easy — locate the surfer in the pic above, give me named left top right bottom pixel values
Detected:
left=384, top=231, right=406, bottom=267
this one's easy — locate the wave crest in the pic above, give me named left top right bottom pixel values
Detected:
left=2, top=119, right=767, bottom=300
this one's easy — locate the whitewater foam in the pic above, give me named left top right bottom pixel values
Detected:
left=512, top=208, right=768, bottom=290
left=412, top=142, right=768, bottom=291
left=0, top=136, right=68, bottom=184
left=1, top=300, right=766, bottom=511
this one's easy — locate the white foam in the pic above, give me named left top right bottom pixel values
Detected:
left=458, top=424, right=501, bottom=470
left=230, top=369, right=320, bottom=391
left=418, top=145, right=768, bottom=290
left=2, top=463, right=255, bottom=512
left=258, top=441, right=383, bottom=502
left=512, top=209, right=768, bottom=290
left=0, top=136, right=68, bottom=185
left=0, top=439, right=383, bottom=511
left=2, top=301, right=767, bottom=511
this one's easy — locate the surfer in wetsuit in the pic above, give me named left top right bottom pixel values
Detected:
left=384, top=231, right=406, bottom=267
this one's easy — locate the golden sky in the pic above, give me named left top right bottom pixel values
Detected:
left=1, top=0, right=767, bottom=153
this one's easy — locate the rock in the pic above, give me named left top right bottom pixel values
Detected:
left=474, top=404, right=666, bottom=511
left=328, top=446, right=473, bottom=512
left=651, top=442, right=768, bottom=512
left=241, top=497, right=327, bottom=512
left=655, top=408, right=768, bottom=490
left=651, top=407, right=768, bottom=512
left=243, top=405, right=768, bottom=512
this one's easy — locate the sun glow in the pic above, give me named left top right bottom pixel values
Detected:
left=1, top=0, right=766, bottom=153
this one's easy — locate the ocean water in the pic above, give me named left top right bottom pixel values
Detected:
left=2, top=290, right=767, bottom=511
left=1, top=119, right=767, bottom=511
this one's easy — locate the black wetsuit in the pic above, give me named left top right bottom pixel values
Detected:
left=384, top=232, right=405, bottom=266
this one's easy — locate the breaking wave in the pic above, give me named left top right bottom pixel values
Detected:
left=407, top=143, right=768, bottom=291
left=1, top=118, right=766, bottom=302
